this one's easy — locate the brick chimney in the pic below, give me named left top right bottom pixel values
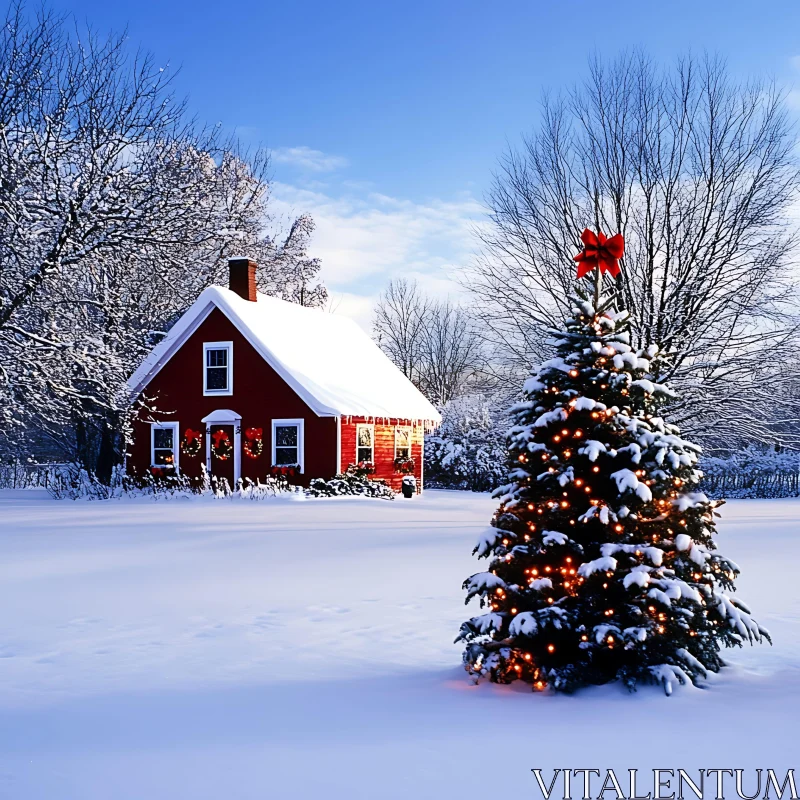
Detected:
left=228, top=257, right=258, bottom=302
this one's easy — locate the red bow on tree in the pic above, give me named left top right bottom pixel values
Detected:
left=573, top=228, right=625, bottom=279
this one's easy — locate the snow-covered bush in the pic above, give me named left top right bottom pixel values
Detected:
left=424, top=395, right=507, bottom=492
left=306, top=465, right=395, bottom=499
left=47, top=465, right=294, bottom=501
left=210, top=476, right=297, bottom=500
left=700, top=447, right=800, bottom=499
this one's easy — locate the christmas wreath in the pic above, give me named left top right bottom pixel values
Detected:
left=244, top=427, right=264, bottom=459
left=181, top=428, right=203, bottom=457
left=394, top=457, right=415, bottom=474
left=211, top=429, right=234, bottom=460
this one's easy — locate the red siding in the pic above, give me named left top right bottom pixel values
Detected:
left=128, top=307, right=337, bottom=486
left=339, top=417, right=425, bottom=492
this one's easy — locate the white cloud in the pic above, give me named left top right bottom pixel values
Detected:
left=271, top=182, right=485, bottom=298
left=271, top=146, right=349, bottom=173
left=324, top=291, right=377, bottom=333
left=266, top=144, right=488, bottom=330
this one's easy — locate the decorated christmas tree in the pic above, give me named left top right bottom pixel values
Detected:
left=457, top=229, right=770, bottom=694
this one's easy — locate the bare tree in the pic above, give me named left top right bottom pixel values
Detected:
left=373, top=278, right=487, bottom=406
left=418, top=299, right=485, bottom=406
left=468, top=51, right=800, bottom=449
left=373, top=278, right=430, bottom=384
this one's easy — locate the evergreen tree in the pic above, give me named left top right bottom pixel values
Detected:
left=456, top=232, right=770, bottom=695
left=425, top=394, right=506, bottom=492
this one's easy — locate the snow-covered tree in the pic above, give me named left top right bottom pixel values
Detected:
left=457, top=240, right=770, bottom=695
left=0, top=5, right=326, bottom=475
left=425, top=395, right=506, bottom=492
left=258, top=214, right=327, bottom=308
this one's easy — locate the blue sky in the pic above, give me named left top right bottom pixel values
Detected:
left=42, top=0, right=800, bottom=326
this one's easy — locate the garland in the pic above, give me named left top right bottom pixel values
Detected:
left=211, top=429, right=234, bottom=461
left=270, top=464, right=299, bottom=478
left=348, top=461, right=376, bottom=480
left=394, top=457, right=415, bottom=474
left=244, top=427, right=264, bottom=459
left=181, top=428, right=203, bottom=457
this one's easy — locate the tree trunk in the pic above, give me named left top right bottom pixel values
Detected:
left=95, top=424, right=115, bottom=485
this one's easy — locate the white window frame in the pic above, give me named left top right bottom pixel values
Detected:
left=356, top=423, right=375, bottom=464
left=150, top=421, right=180, bottom=472
left=271, top=418, right=305, bottom=472
left=394, top=426, right=412, bottom=461
left=203, top=341, right=233, bottom=396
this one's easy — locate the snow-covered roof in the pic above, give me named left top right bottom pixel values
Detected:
left=127, top=286, right=441, bottom=423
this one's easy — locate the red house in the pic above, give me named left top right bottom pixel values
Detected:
left=126, top=259, right=441, bottom=491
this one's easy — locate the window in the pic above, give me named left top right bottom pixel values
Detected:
left=395, top=427, right=411, bottom=460
left=356, top=424, right=374, bottom=464
left=151, top=422, right=179, bottom=470
left=272, top=419, right=304, bottom=470
left=203, top=341, right=233, bottom=396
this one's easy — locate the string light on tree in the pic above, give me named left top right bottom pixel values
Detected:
left=456, top=227, right=770, bottom=696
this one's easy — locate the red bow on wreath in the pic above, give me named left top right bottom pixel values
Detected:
left=573, top=228, right=625, bottom=279
left=212, top=429, right=230, bottom=447
left=245, top=427, right=262, bottom=441
left=184, top=428, right=202, bottom=443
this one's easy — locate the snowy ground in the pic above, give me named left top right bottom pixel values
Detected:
left=0, top=489, right=798, bottom=799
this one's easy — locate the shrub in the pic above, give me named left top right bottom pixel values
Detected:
left=306, top=464, right=394, bottom=499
